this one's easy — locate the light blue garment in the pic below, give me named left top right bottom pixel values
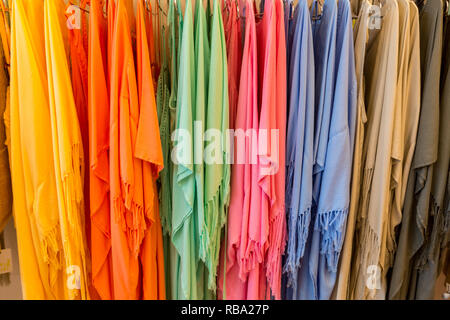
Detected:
left=297, top=0, right=356, bottom=300
left=296, top=0, right=337, bottom=300
left=282, top=0, right=315, bottom=300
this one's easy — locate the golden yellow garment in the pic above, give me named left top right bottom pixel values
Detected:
left=11, top=0, right=63, bottom=299
left=44, top=0, right=89, bottom=300
left=10, top=0, right=89, bottom=299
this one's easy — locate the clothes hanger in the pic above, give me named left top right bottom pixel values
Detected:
left=237, top=0, right=262, bottom=20
left=69, top=1, right=90, bottom=13
left=68, top=1, right=90, bottom=14
left=311, top=0, right=322, bottom=21
left=158, top=0, right=168, bottom=17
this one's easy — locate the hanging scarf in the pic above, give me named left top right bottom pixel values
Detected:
left=203, top=0, right=231, bottom=293
left=44, top=0, right=89, bottom=299
left=350, top=0, right=400, bottom=300
left=135, top=0, right=166, bottom=300
left=109, top=0, right=144, bottom=299
left=171, top=0, right=199, bottom=300
left=219, top=0, right=264, bottom=299
left=389, top=0, right=443, bottom=300
left=88, top=0, right=113, bottom=300
left=283, top=0, right=315, bottom=299
left=66, top=0, right=90, bottom=248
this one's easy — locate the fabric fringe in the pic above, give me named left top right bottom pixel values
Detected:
left=113, top=195, right=147, bottom=258
left=356, top=218, right=381, bottom=299
left=62, top=142, right=90, bottom=299
left=240, top=238, right=264, bottom=279
left=201, top=170, right=230, bottom=292
left=265, top=207, right=286, bottom=300
left=283, top=206, right=311, bottom=287
left=62, top=143, right=84, bottom=258
left=39, top=222, right=63, bottom=288
left=315, top=208, right=348, bottom=272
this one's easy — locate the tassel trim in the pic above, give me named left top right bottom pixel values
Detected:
left=265, top=208, right=286, bottom=300
left=283, top=206, right=312, bottom=287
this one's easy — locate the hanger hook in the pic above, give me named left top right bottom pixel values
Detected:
left=157, top=0, right=168, bottom=16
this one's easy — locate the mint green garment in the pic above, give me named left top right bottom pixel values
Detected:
left=171, top=0, right=202, bottom=300
left=193, top=0, right=213, bottom=300
left=203, top=0, right=231, bottom=292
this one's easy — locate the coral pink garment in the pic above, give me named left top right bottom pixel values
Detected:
left=219, top=0, right=264, bottom=300
left=219, top=0, right=286, bottom=300
left=260, top=0, right=286, bottom=300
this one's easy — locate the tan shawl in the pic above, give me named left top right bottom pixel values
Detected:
left=349, top=0, right=399, bottom=300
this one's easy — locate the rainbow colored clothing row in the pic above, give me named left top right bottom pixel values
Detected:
left=0, top=0, right=448, bottom=300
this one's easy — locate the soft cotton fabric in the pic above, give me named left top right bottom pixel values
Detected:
left=135, top=0, right=166, bottom=300
left=109, top=0, right=141, bottom=299
left=260, top=0, right=287, bottom=300
left=44, top=0, right=90, bottom=300
left=389, top=0, right=443, bottom=300
left=283, top=0, right=315, bottom=300
left=88, top=0, right=113, bottom=300
left=193, top=0, right=213, bottom=299
left=296, top=0, right=337, bottom=300
left=297, top=0, right=356, bottom=300
left=413, top=16, right=449, bottom=297
left=11, top=0, right=62, bottom=299
left=10, top=0, right=91, bottom=300
left=67, top=0, right=90, bottom=242
left=171, top=0, right=199, bottom=300
left=219, top=0, right=260, bottom=300
left=350, top=0, right=399, bottom=300
left=203, top=0, right=231, bottom=293
left=313, top=0, right=356, bottom=300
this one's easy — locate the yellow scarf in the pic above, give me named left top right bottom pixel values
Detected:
left=10, top=0, right=89, bottom=299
